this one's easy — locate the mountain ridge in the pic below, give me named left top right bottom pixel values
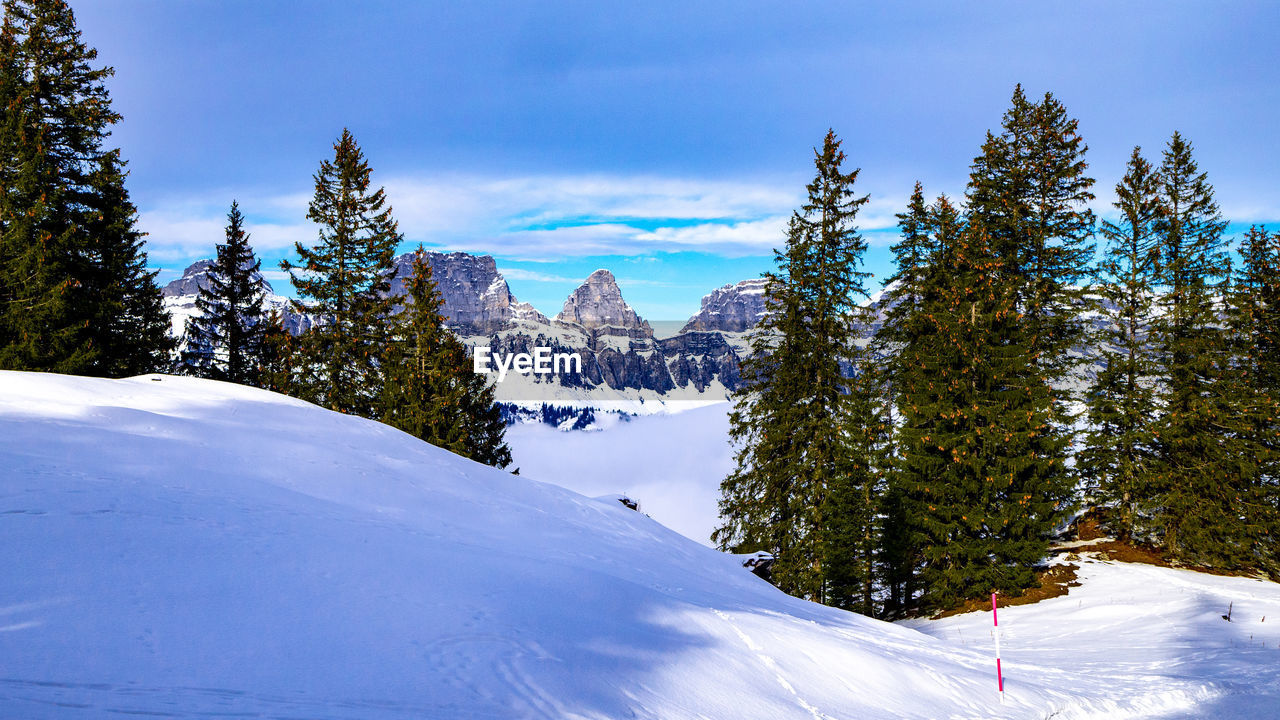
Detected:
left=162, top=252, right=763, bottom=405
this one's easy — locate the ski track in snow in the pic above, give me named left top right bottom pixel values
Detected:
left=711, top=608, right=830, bottom=720
left=3, top=371, right=1280, bottom=718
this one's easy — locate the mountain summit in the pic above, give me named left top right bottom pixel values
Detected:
left=554, top=269, right=652, bottom=337
left=681, top=278, right=770, bottom=333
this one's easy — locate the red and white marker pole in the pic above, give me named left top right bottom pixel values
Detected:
left=992, top=592, right=1005, bottom=703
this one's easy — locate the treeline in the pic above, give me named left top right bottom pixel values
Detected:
left=0, top=1, right=511, bottom=469
left=716, top=87, right=1280, bottom=616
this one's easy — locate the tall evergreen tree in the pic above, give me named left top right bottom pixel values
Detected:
left=875, top=187, right=961, bottom=615
left=1224, top=225, right=1280, bottom=574
left=714, top=130, right=878, bottom=609
left=282, top=129, right=401, bottom=416
left=0, top=0, right=170, bottom=375
left=965, top=85, right=1094, bottom=524
left=894, top=85, right=1087, bottom=605
left=1147, top=132, right=1255, bottom=568
left=82, top=152, right=174, bottom=376
left=1080, top=148, right=1161, bottom=539
left=180, top=201, right=270, bottom=384
left=893, top=213, right=1070, bottom=610
left=380, top=249, right=512, bottom=469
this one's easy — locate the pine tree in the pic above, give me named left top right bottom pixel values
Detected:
left=893, top=212, right=1070, bottom=610
left=1147, top=132, right=1254, bottom=568
left=180, top=201, right=269, bottom=384
left=898, top=85, right=1086, bottom=605
left=965, top=85, right=1094, bottom=519
left=82, top=152, right=174, bottom=376
left=283, top=129, right=401, bottom=416
left=256, top=311, right=297, bottom=396
left=0, top=0, right=171, bottom=375
left=1080, top=147, right=1161, bottom=539
left=714, top=130, right=878, bottom=609
left=1224, top=225, right=1280, bottom=574
left=875, top=187, right=960, bottom=615
left=380, top=249, right=512, bottom=469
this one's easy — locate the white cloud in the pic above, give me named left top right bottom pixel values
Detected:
left=633, top=217, right=788, bottom=254
left=498, top=268, right=579, bottom=283
left=138, top=173, right=926, bottom=263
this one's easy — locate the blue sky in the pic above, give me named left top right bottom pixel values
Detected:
left=73, top=1, right=1280, bottom=320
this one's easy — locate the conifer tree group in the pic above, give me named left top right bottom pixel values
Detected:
left=0, top=0, right=511, bottom=468
left=4, top=0, right=1274, bottom=606
left=722, top=87, right=1280, bottom=618
left=270, top=129, right=512, bottom=468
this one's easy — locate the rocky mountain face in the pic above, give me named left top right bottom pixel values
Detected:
left=554, top=269, right=652, bottom=340
left=160, top=259, right=221, bottom=298
left=389, top=252, right=546, bottom=334
left=680, top=278, right=770, bottom=333
left=163, top=251, right=760, bottom=404
left=161, top=261, right=314, bottom=338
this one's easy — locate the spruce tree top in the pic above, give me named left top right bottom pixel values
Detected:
left=284, top=128, right=402, bottom=318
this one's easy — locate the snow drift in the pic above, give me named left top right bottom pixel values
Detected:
left=2, top=371, right=1269, bottom=718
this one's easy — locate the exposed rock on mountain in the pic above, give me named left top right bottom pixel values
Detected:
left=659, top=331, right=745, bottom=393
left=389, top=251, right=546, bottom=334
left=554, top=270, right=653, bottom=339
left=161, top=259, right=275, bottom=298
left=161, top=260, right=313, bottom=337
left=680, top=278, right=770, bottom=333
left=164, top=252, right=757, bottom=404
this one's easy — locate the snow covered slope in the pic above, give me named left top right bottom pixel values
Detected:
left=3, top=371, right=1274, bottom=719
left=905, top=556, right=1280, bottom=718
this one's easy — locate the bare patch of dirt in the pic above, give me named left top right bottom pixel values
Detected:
left=932, top=563, right=1081, bottom=619
left=1073, top=512, right=1108, bottom=541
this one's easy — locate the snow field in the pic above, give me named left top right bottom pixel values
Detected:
left=1, top=371, right=1075, bottom=719
left=4, top=371, right=1279, bottom=718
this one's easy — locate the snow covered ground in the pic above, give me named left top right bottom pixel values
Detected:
left=3, top=371, right=1279, bottom=718
left=506, top=403, right=733, bottom=546
left=903, top=556, right=1280, bottom=718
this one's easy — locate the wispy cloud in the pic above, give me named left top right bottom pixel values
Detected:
left=138, top=173, right=930, bottom=264
left=497, top=267, right=580, bottom=283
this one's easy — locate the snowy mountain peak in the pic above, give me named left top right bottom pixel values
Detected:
left=555, top=268, right=652, bottom=336
left=680, top=277, right=771, bottom=333
left=389, top=251, right=548, bottom=333
left=162, top=258, right=274, bottom=298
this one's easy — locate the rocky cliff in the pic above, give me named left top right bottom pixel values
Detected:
left=680, top=278, right=770, bottom=333
left=553, top=269, right=653, bottom=340
left=389, top=252, right=546, bottom=334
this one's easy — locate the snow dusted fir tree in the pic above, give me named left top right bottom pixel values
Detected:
left=282, top=129, right=400, bottom=417
left=1080, top=148, right=1162, bottom=540
left=714, top=130, right=882, bottom=612
left=0, top=0, right=172, bottom=375
left=179, top=201, right=270, bottom=384
left=380, top=249, right=512, bottom=469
